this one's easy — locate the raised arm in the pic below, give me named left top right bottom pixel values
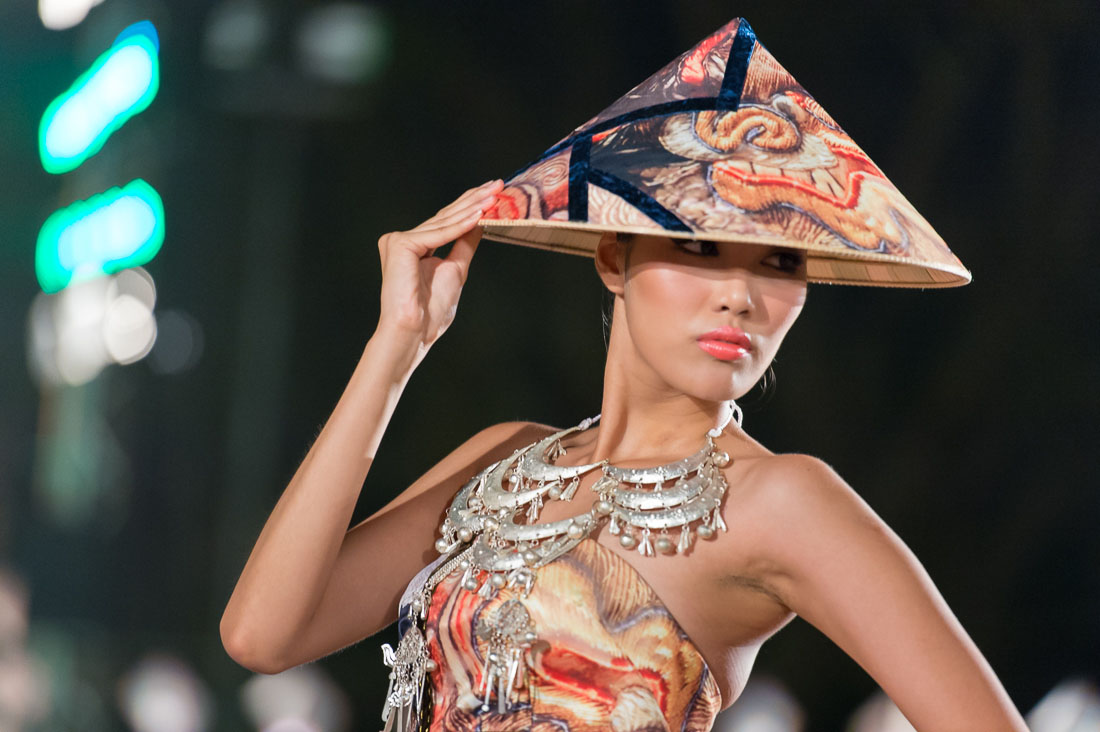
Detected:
left=755, top=455, right=1027, bottom=732
left=219, top=181, right=523, bottom=674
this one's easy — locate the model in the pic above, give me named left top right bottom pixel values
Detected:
left=220, top=18, right=1027, bottom=732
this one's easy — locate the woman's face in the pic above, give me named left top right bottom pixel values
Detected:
left=601, top=234, right=808, bottom=402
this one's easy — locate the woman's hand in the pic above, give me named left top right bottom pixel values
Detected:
left=376, top=180, right=504, bottom=349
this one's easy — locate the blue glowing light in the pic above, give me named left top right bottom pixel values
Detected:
left=36, top=179, right=165, bottom=294
left=39, top=21, right=160, bottom=174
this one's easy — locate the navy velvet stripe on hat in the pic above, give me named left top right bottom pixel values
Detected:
left=568, top=135, right=592, bottom=222
left=505, top=20, right=759, bottom=184
left=716, top=18, right=757, bottom=110
left=568, top=131, right=691, bottom=231
left=559, top=19, right=760, bottom=230
left=587, top=168, right=691, bottom=232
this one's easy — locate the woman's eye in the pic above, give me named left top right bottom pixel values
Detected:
left=763, top=250, right=805, bottom=272
left=675, top=240, right=719, bottom=256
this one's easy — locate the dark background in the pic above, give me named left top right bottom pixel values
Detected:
left=1, top=1, right=1098, bottom=730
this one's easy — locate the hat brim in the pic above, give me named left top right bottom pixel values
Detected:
left=480, top=219, right=972, bottom=288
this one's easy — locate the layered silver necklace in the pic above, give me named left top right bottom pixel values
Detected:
left=380, top=401, right=741, bottom=731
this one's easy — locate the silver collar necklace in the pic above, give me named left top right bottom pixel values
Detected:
left=435, top=399, right=742, bottom=598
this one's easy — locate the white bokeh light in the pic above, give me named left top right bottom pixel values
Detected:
left=240, top=666, right=350, bottom=732
left=117, top=654, right=212, bottom=732
left=27, top=267, right=161, bottom=388
left=38, top=0, right=105, bottom=31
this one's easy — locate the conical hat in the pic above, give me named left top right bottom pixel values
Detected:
left=480, top=18, right=969, bottom=288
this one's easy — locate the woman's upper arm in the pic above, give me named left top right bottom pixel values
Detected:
left=757, top=455, right=1026, bottom=732
left=273, top=420, right=553, bottom=671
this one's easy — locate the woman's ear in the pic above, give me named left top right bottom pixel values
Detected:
left=594, top=233, right=627, bottom=296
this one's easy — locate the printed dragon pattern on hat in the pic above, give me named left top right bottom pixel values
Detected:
left=480, top=18, right=970, bottom=287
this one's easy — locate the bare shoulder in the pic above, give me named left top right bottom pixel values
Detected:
left=726, top=451, right=893, bottom=600
left=739, top=452, right=866, bottom=516
left=466, top=420, right=558, bottom=451
left=366, top=420, right=557, bottom=521
left=445, top=420, right=559, bottom=476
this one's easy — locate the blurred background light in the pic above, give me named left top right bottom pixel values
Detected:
left=28, top=266, right=159, bottom=388
left=202, top=0, right=272, bottom=71
left=714, top=676, right=805, bottom=732
left=295, top=3, right=390, bottom=84
left=102, top=293, right=156, bottom=364
left=103, top=266, right=157, bottom=364
left=39, top=21, right=159, bottom=174
left=117, top=654, right=213, bottom=732
left=845, top=691, right=915, bottom=732
left=37, top=0, right=105, bottom=31
left=0, top=569, right=48, bottom=730
left=148, top=309, right=204, bottom=375
left=240, top=666, right=351, bottom=732
left=1027, top=679, right=1100, bottom=732
left=36, top=179, right=165, bottom=294
left=29, top=275, right=111, bottom=387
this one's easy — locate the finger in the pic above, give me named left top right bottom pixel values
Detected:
left=445, top=225, right=483, bottom=283
left=433, top=179, right=503, bottom=219
left=396, top=210, right=483, bottom=257
left=413, top=197, right=494, bottom=234
left=430, top=188, right=499, bottom=226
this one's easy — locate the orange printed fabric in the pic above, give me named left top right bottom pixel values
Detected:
left=423, top=538, right=721, bottom=731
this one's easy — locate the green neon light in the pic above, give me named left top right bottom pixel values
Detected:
left=38, top=27, right=160, bottom=175
left=36, top=179, right=165, bottom=294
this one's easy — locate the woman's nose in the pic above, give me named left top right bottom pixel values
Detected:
left=716, top=272, right=753, bottom=314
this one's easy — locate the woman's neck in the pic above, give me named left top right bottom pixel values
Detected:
left=573, top=316, right=730, bottom=466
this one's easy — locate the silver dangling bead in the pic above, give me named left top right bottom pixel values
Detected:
left=463, top=575, right=480, bottom=592
left=594, top=500, right=613, bottom=515
left=425, top=659, right=438, bottom=672
left=547, top=484, right=562, bottom=499
left=458, top=527, right=474, bottom=543
left=677, top=525, right=693, bottom=554
left=566, top=521, right=585, bottom=539
left=435, top=537, right=451, bottom=553
left=654, top=536, right=674, bottom=554
left=608, top=513, right=621, bottom=534
left=713, top=450, right=730, bottom=468
left=619, top=532, right=638, bottom=549
left=522, top=549, right=539, bottom=566
left=697, top=524, right=716, bottom=540
left=523, top=631, right=538, bottom=644
left=490, top=573, right=506, bottom=589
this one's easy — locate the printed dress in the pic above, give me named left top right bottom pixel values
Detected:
left=419, top=537, right=722, bottom=732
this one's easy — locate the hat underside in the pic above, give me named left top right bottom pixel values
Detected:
left=479, top=219, right=969, bottom=288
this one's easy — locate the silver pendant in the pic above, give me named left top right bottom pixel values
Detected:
left=474, top=599, right=538, bottom=714
left=380, top=626, right=435, bottom=732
